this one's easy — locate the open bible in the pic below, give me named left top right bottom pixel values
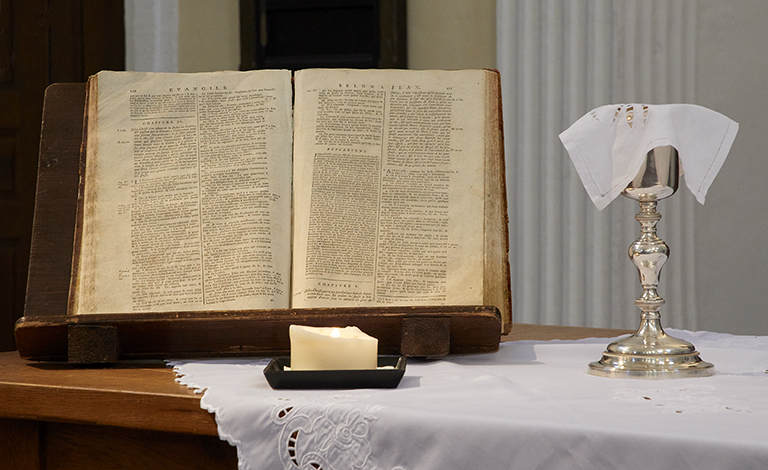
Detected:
left=70, top=68, right=511, bottom=332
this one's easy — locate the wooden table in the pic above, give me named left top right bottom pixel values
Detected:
left=0, top=324, right=629, bottom=470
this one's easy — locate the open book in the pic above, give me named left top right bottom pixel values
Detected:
left=70, top=69, right=511, bottom=332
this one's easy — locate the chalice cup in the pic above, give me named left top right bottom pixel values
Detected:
left=588, top=145, right=714, bottom=378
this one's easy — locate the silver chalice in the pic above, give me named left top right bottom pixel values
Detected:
left=588, top=145, right=714, bottom=378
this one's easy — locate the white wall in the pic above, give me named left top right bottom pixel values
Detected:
left=694, top=0, right=768, bottom=335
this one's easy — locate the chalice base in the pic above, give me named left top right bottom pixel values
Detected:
left=588, top=325, right=714, bottom=378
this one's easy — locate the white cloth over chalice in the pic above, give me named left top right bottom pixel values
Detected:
left=559, top=104, right=739, bottom=210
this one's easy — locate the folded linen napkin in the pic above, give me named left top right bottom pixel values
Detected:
left=559, top=104, right=738, bottom=210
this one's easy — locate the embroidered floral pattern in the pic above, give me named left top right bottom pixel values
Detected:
left=268, top=396, right=395, bottom=470
left=588, top=103, right=651, bottom=131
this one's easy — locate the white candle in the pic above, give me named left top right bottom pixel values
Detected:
left=289, top=325, right=378, bottom=371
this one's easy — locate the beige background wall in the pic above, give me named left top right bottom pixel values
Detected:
left=406, top=0, right=495, bottom=69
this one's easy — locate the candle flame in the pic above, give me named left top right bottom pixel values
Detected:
left=331, top=328, right=341, bottom=338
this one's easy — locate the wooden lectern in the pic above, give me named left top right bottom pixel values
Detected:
left=14, top=83, right=503, bottom=363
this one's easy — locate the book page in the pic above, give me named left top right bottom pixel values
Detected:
left=73, top=70, right=293, bottom=314
left=291, top=69, right=489, bottom=308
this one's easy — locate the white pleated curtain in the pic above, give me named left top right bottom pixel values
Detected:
left=497, top=0, right=698, bottom=329
left=125, top=0, right=179, bottom=72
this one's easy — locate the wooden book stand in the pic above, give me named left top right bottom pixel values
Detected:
left=14, top=83, right=502, bottom=363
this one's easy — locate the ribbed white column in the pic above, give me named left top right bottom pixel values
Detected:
left=125, top=0, right=179, bottom=72
left=497, top=0, right=697, bottom=329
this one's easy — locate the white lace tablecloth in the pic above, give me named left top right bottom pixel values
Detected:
left=170, top=330, right=768, bottom=470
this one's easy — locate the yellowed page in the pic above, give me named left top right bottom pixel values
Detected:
left=291, top=69, right=488, bottom=308
left=74, top=70, right=293, bottom=314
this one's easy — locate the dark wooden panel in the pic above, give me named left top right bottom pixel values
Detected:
left=0, top=418, right=40, bottom=470
left=0, top=1, right=13, bottom=83
left=0, top=137, right=16, bottom=194
left=0, top=0, right=49, bottom=352
left=0, top=0, right=124, bottom=352
left=48, top=0, right=126, bottom=83
left=240, top=0, right=406, bottom=70
left=82, top=0, right=125, bottom=76
left=0, top=240, right=20, bottom=351
left=48, top=0, right=85, bottom=82
left=44, top=422, right=237, bottom=470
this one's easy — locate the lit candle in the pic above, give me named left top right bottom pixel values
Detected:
left=289, top=325, right=378, bottom=371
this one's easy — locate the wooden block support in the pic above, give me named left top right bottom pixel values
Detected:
left=68, top=325, right=120, bottom=363
left=400, top=317, right=450, bottom=357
